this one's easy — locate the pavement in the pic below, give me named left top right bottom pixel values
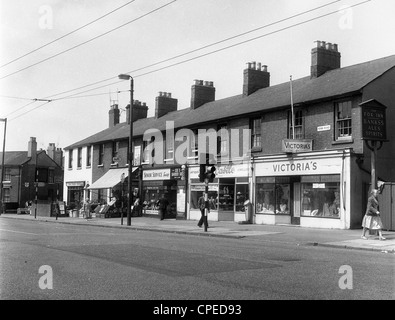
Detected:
left=1, top=213, right=395, bottom=254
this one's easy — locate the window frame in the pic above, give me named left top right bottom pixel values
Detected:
left=335, top=100, right=352, bottom=140
left=68, top=150, right=73, bottom=169
left=98, top=144, right=105, bottom=166
left=86, top=146, right=92, bottom=167
left=288, top=109, right=304, bottom=139
left=77, top=147, right=82, bottom=168
left=251, top=118, right=262, bottom=150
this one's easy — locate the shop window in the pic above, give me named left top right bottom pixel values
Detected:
left=289, top=109, right=304, bottom=139
left=190, top=186, right=218, bottom=210
left=235, top=184, right=249, bottom=212
left=301, top=175, right=340, bottom=218
left=335, top=100, right=352, bottom=140
left=255, top=177, right=290, bottom=215
left=68, top=150, right=73, bottom=169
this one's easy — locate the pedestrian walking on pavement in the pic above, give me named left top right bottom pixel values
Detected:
left=361, top=188, right=386, bottom=240
left=197, top=193, right=209, bottom=229
left=157, top=196, right=169, bottom=220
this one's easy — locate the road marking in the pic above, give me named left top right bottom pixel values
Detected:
left=0, top=228, right=41, bottom=235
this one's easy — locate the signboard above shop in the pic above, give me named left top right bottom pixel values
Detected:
left=282, top=139, right=313, bottom=153
left=360, top=99, right=387, bottom=141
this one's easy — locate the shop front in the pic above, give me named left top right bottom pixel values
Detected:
left=141, top=167, right=184, bottom=218
left=253, top=149, right=351, bottom=229
left=188, top=163, right=251, bottom=222
left=66, top=181, right=85, bottom=208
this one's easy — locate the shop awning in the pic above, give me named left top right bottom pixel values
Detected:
left=88, top=167, right=137, bottom=189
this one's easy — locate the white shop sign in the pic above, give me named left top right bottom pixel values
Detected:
left=143, top=169, right=171, bottom=181
left=255, top=157, right=342, bottom=176
left=189, top=164, right=249, bottom=179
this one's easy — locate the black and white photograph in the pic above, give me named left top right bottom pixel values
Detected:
left=0, top=0, right=394, bottom=311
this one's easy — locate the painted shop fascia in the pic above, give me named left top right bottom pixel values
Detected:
left=252, top=149, right=352, bottom=229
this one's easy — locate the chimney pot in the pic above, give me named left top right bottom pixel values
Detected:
left=326, top=42, right=332, bottom=50
left=251, top=61, right=256, bottom=70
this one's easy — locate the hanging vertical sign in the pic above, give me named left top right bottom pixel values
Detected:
left=360, top=99, right=387, bottom=141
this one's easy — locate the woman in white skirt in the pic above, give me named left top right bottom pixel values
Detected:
left=361, top=189, right=386, bottom=240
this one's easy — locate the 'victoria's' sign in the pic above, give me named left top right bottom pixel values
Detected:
left=282, top=139, right=313, bottom=153
left=360, top=99, right=387, bottom=141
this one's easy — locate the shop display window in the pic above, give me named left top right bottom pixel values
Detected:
left=235, top=184, right=248, bottom=212
left=218, top=183, right=234, bottom=211
left=301, top=175, right=340, bottom=218
left=190, top=186, right=218, bottom=210
left=255, top=177, right=290, bottom=215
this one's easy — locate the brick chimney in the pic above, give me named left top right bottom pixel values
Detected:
left=311, top=41, right=341, bottom=78
left=155, top=92, right=178, bottom=118
left=243, top=61, right=270, bottom=97
left=47, top=143, right=63, bottom=167
left=109, top=104, right=120, bottom=128
left=190, top=80, right=215, bottom=109
left=126, top=100, right=148, bottom=124
left=27, top=137, right=37, bottom=165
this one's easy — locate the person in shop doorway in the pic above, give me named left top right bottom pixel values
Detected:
left=157, top=196, right=169, bottom=220
left=197, top=193, right=209, bottom=229
left=361, top=188, right=386, bottom=240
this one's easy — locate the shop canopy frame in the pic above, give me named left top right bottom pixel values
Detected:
left=88, top=167, right=137, bottom=190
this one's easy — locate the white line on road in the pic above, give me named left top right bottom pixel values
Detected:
left=0, top=228, right=41, bottom=235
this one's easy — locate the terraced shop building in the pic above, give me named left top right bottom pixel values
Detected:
left=63, top=41, right=395, bottom=229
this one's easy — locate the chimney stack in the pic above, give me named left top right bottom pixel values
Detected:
left=311, top=40, right=341, bottom=78
left=190, top=80, right=215, bottom=109
left=109, top=104, right=120, bottom=128
left=28, top=137, right=37, bottom=165
left=243, top=61, right=270, bottom=96
left=126, top=100, right=148, bottom=124
left=155, top=92, right=178, bottom=118
left=47, top=143, right=63, bottom=167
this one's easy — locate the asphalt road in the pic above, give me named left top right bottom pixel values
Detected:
left=0, top=218, right=394, bottom=301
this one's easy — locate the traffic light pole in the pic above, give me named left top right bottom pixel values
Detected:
left=204, top=178, right=209, bottom=232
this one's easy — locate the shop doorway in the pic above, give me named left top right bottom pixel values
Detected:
left=218, top=178, right=235, bottom=221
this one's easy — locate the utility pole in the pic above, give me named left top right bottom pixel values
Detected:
left=118, top=74, right=134, bottom=226
left=0, top=118, right=7, bottom=215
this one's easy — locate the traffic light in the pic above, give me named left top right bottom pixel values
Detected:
left=206, top=165, right=216, bottom=183
left=199, top=164, right=206, bottom=182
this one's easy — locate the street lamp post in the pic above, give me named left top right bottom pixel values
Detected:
left=118, top=74, right=133, bottom=226
left=0, top=118, right=7, bottom=215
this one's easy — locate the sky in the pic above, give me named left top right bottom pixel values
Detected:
left=1, top=0, right=394, bottom=152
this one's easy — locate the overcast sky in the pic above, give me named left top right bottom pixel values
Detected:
left=1, top=0, right=394, bottom=152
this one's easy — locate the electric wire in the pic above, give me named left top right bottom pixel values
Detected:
left=6, top=0, right=371, bottom=121
left=0, top=0, right=178, bottom=80
left=52, top=0, right=371, bottom=102
left=40, top=0, right=343, bottom=100
left=0, top=0, right=137, bottom=69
